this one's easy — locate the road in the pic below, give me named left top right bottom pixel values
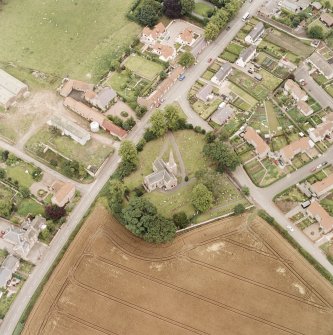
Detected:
left=1, top=0, right=324, bottom=333
left=295, top=64, right=333, bottom=109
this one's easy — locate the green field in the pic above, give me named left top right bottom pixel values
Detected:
left=193, top=2, right=213, bottom=17
left=0, top=0, right=140, bottom=82
left=124, top=55, right=164, bottom=81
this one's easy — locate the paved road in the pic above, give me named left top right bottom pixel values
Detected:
left=234, top=165, right=333, bottom=273
left=295, top=64, right=333, bottom=109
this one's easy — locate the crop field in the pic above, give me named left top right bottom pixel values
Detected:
left=22, top=205, right=333, bottom=335
left=124, top=55, right=164, bottom=81
left=0, top=0, right=140, bottom=81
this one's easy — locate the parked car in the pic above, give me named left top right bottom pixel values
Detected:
left=286, top=225, right=294, bottom=232
left=317, top=163, right=323, bottom=170
left=322, top=161, right=328, bottom=166
left=301, top=200, right=311, bottom=209
left=208, top=58, right=212, bottom=63
left=178, top=74, right=185, bottom=81
left=310, top=166, right=317, bottom=172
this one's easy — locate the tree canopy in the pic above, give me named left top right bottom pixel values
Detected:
left=179, top=51, right=195, bottom=68
left=150, top=110, right=168, bottom=137
left=164, top=0, right=182, bottom=18
left=135, top=0, right=162, bottom=27
left=308, top=25, right=324, bottom=39
left=180, top=0, right=195, bottom=14
left=108, top=180, right=125, bottom=214
left=119, top=140, right=139, bottom=167
left=191, top=183, right=213, bottom=212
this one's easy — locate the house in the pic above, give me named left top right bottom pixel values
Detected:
left=60, top=79, right=94, bottom=97
left=210, top=104, right=234, bottom=125
left=308, top=114, right=333, bottom=142
left=279, top=137, right=314, bottom=164
left=175, top=28, right=196, bottom=46
left=311, top=2, right=322, bottom=11
left=0, top=69, right=29, bottom=109
left=243, top=126, right=270, bottom=159
left=137, top=66, right=183, bottom=110
left=320, top=13, right=333, bottom=28
left=245, top=22, right=265, bottom=44
left=4, top=216, right=46, bottom=258
left=307, top=201, right=333, bottom=234
left=140, top=22, right=166, bottom=45
left=151, top=43, right=176, bottom=62
left=211, top=62, right=232, bottom=86
left=144, top=151, right=178, bottom=192
left=191, top=38, right=207, bottom=58
left=51, top=181, right=76, bottom=207
left=47, top=115, right=91, bottom=145
left=196, top=84, right=214, bottom=102
left=0, top=255, right=19, bottom=289
left=236, top=45, right=256, bottom=67
left=307, top=52, right=333, bottom=80
left=297, top=100, right=313, bottom=116
left=284, top=79, right=308, bottom=101
left=85, top=87, right=117, bottom=111
left=279, top=0, right=310, bottom=13
left=63, top=97, right=127, bottom=139
left=310, top=173, right=333, bottom=198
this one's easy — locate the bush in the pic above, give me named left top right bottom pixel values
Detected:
left=184, top=175, right=189, bottom=182
left=120, top=111, right=129, bottom=118
left=234, top=203, right=245, bottom=215
left=44, top=204, right=66, bottom=221
left=143, top=128, right=158, bottom=142
left=136, top=139, right=146, bottom=152
left=173, top=212, right=189, bottom=229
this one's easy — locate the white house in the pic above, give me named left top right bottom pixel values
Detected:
left=236, top=45, right=256, bottom=67
left=211, top=62, right=232, bottom=86
left=245, top=22, right=265, bottom=44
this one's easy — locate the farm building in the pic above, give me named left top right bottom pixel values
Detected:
left=0, top=69, right=28, bottom=109
left=307, top=52, right=333, bottom=80
left=211, top=62, right=232, bottom=86
left=47, top=115, right=91, bottom=145
left=59, top=79, right=94, bottom=97
left=279, top=0, right=310, bottom=13
left=236, top=45, right=256, bottom=67
left=245, top=22, right=265, bottom=44
left=85, top=87, right=117, bottom=111
left=51, top=181, right=76, bottom=208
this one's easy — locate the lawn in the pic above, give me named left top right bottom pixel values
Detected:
left=5, top=163, right=35, bottom=188
left=220, top=51, right=238, bottom=63
left=26, top=127, right=113, bottom=169
left=265, top=100, right=279, bottom=132
left=16, top=198, right=44, bottom=217
left=0, top=0, right=140, bottom=82
left=193, top=2, right=213, bottom=17
left=228, top=82, right=258, bottom=108
left=193, top=98, right=222, bottom=120
left=259, top=69, right=282, bottom=91
left=124, top=55, right=164, bottom=81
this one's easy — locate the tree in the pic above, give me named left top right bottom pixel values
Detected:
left=308, top=25, right=324, bottom=39
left=122, top=198, right=176, bottom=243
left=164, top=0, right=182, bottom=18
left=1, top=150, right=9, bottom=162
left=179, top=51, right=195, bottom=68
left=204, top=22, right=220, bottom=41
left=241, top=186, right=250, bottom=196
left=0, top=199, right=12, bottom=217
left=173, top=212, right=189, bottom=229
left=108, top=180, right=125, bottom=214
left=19, top=186, right=30, bottom=198
left=191, top=183, right=213, bottom=212
left=45, top=204, right=66, bottom=221
left=180, top=0, right=195, bottom=14
left=0, top=168, right=5, bottom=179
left=160, top=71, right=167, bottom=79
left=119, top=140, right=139, bottom=167
left=135, top=0, right=161, bottom=27
left=203, top=141, right=240, bottom=172
left=150, top=110, right=168, bottom=137
left=164, top=105, right=186, bottom=130
left=234, top=203, right=245, bottom=215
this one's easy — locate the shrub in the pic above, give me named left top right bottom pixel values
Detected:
left=121, top=111, right=129, bottom=118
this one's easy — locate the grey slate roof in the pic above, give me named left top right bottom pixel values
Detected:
left=94, top=87, right=117, bottom=110
left=196, top=84, right=213, bottom=101
left=308, top=52, right=333, bottom=78
left=247, top=22, right=264, bottom=42
left=214, top=63, right=232, bottom=81
left=239, top=45, right=256, bottom=62
left=211, top=105, right=234, bottom=125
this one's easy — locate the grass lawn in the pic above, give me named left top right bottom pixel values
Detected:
left=124, top=55, right=164, bottom=81
left=265, top=100, right=279, bottom=132
left=259, top=69, right=282, bottom=91
left=308, top=19, right=331, bottom=37
left=193, top=2, right=213, bottom=17
left=220, top=51, right=238, bottom=63
left=193, top=98, right=222, bottom=120
left=16, top=198, right=44, bottom=217
left=5, top=164, right=35, bottom=188
left=228, top=82, right=258, bottom=107
left=0, top=0, right=140, bottom=82
left=26, top=127, right=113, bottom=169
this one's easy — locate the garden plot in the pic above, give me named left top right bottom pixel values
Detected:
left=228, top=82, right=258, bottom=109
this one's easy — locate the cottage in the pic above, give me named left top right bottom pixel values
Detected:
left=175, top=28, right=196, bottom=46
left=310, top=174, right=333, bottom=198
left=151, top=43, right=176, bottom=62
left=211, top=62, right=232, bottom=86
left=245, top=22, right=265, bottom=44
left=297, top=100, right=313, bottom=116
left=144, top=151, right=178, bottom=192
left=0, top=69, right=29, bottom=109
left=137, top=67, right=183, bottom=110
left=307, top=52, right=333, bottom=80
left=236, top=45, right=256, bottom=67
left=60, top=79, right=94, bottom=97
left=243, top=126, right=270, bottom=159
left=51, top=181, right=76, bottom=207
left=284, top=79, right=308, bottom=101
left=47, top=115, right=91, bottom=145
left=0, top=255, right=19, bottom=289
left=320, top=13, right=333, bottom=27
left=85, top=87, right=117, bottom=111
left=308, top=114, right=333, bottom=142
left=210, top=104, right=234, bottom=125
left=140, top=23, right=166, bottom=45
left=307, top=201, right=333, bottom=234
left=279, top=137, right=314, bottom=164
left=4, top=216, right=46, bottom=258
left=196, top=84, right=214, bottom=102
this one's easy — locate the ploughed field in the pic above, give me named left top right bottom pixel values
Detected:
left=23, top=206, right=333, bottom=334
